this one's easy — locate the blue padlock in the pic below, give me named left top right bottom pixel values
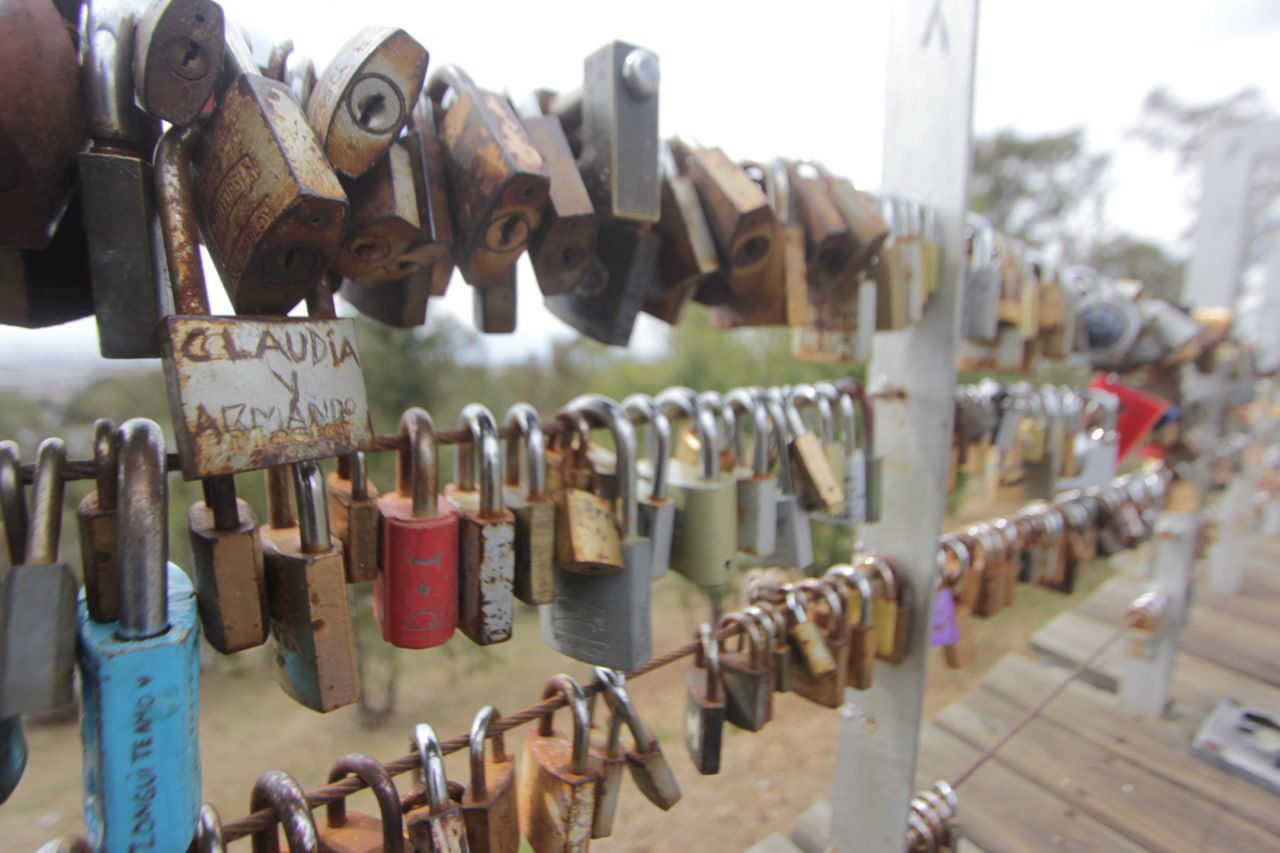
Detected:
left=77, top=419, right=201, bottom=852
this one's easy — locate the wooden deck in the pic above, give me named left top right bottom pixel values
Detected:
left=914, top=536, right=1280, bottom=852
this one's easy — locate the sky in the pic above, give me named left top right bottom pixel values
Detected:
left=3, top=0, right=1277, bottom=377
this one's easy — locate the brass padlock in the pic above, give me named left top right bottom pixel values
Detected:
left=332, top=142, right=421, bottom=281
left=426, top=64, right=549, bottom=287
left=644, top=142, right=719, bottom=324
left=321, top=753, right=409, bottom=852
left=786, top=386, right=845, bottom=511
left=307, top=27, right=429, bottom=178
left=861, top=555, right=911, bottom=663
left=518, top=675, right=600, bottom=852
left=327, top=452, right=381, bottom=584
left=459, top=706, right=518, bottom=853
left=77, top=420, right=118, bottom=623
left=502, top=403, right=555, bottom=605
left=826, top=565, right=878, bottom=690
left=788, top=160, right=856, bottom=290
left=522, top=113, right=596, bottom=296
left=791, top=582, right=849, bottom=708
left=407, top=723, right=469, bottom=851
left=132, top=0, right=225, bottom=125
left=188, top=473, right=268, bottom=654
left=684, top=145, right=774, bottom=297
left=785, top=587, right=836, bottom=679
left=551, top=425, right=624, bottom=576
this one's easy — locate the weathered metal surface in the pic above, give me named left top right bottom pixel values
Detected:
left=160, top=317, right=374, bottom=479
left=686, top=146, right=775, bottom=295
left=333, top=142, right=421, bottom=279
left=524, top=114, right=596, bottom=295
left=132, top=0, right=225, bottom=125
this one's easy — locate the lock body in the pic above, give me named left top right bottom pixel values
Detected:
left=376, top=497, right=460, bottom=648
left=188, top=498, right=267, bottom=654
left=541, top=537, right=652, bottom=671
left=518, top=728, right=599, bottom=852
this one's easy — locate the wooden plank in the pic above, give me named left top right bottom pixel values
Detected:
left=934, top=686, right=1280, bottom=851
left=1029, top=609, right=1126, bottom=689
left=1197, top=586, right=1280, bottom=629
left=979, top=654, right=1280, bottom=837
left=916, top=726, right=1143, bottom=852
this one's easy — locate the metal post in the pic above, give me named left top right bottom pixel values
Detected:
left=1183, top=126, right=1256, bottom=311
left=828, top=0, right=978, bottom=849
left=1208, top=451, right=1260, bottom=593
left=1119, top=510, right=1197, bottom=716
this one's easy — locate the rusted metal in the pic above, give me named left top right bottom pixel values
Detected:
left=132, top=0, right=225, bottom=125
left=685, top=146, right=775, bottom=295
left=333, top=143, right=421, bottom=280
left=523, top=114, right=596, bottom=296
left=155, top=123, right=209, bottom=315
left=789, top=160, right=856, bottom=289
left=338, top=269, right=432, bottom=328
left=645, top=143, right=720, bottom=323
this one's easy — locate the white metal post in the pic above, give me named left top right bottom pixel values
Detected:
left=828, top=0, right=978, bottom=849
left=1120, top=510, right=1197, bottom=716
left=1208, top=453, right=1260, bottom=593
left=1183, top=126, right=1256, bottom=312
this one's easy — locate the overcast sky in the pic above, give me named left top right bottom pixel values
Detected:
left=3, top=0, right=1277, bottom=374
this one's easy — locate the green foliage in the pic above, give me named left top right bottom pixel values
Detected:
left=1085, top=234, right=1186, bottom=303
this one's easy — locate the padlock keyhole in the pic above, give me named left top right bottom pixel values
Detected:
left=734, top=235, right=770, bottom=268
left=358, top=93, right=387, bottom=129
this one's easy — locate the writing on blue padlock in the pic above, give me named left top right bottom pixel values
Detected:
left=77, top=419, right=200, bottom=852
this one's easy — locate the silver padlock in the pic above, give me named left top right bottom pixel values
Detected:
left=760, top=390, right=814, bottom=570
left=811, top=381, right=866, bottom=527
left=621, top=394, right=674, bottom=579
left=542, top=395, right=652, bottom=671
left=726, top=388, right=777, bottom=557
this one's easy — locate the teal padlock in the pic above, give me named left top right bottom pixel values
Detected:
left=77, top=419, right=200, bottom=852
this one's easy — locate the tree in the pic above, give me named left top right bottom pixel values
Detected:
left=1085, top=235, right=1186, bottom=304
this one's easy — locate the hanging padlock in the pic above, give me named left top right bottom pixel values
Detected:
left=550, top=419, right=624, bottom=577
left=191, top=803, right=225, bottom=853
left=760, top=390, right=814, bottom=570
left=542, top=396, right=653, bottom=671
left=332, top=142, right=422, bottom=281
left=684, top=623, right=726, bottom=775
left=788, top=160, right=856, bottom=290
left=132, top=0, right=225, bottom=124
left=810, top=383, right=863, bottom=526
left=1, top=437, right=77, bottom=719
left=595, top=668, right=681, bottom=813
left=816, top=164, right=889, bottom=281
left=77, top=419, right=200, bottom=852
left=0, top=444, right=26, bottom=804
left=501, top=403, right=554, bottom=605
left=725, top=388, right=778, bottom=557
left=716, top=613, right=772, bottom=731
left=327, top=452, right=381, bottom=583
left=869, top=194, right=910, bottom=331
left=790, top=582, right=849, bottom=708
left=386, top=93, right=455, bottom=293
left=449, top=404, right=515, bottom=646
left=307, top=26, right=429, bottom=178
left=620, top=394, right=675, bottom=578
left=188, top=473, right=267, bottom=654
left=784, top=587, right=836, bottom=682
left=786, top=385, right=845, bottom=511
left=156, top=121, right=375, bottom=480
left=458, top=705, right=518, bottom=853
left=260, top=460, right=359, bottom=712
left=77, top=419, right=119, bottom=623
left=682, top=146, right=774, bottom=297
left=960, top=215, right=1001, bottom=354
left=742, top=604, right=789, bottom=694
left=0, top=193, right=95, bottom=329
left=709, top=160, right=806, bottom=328
left=407, top=723, right=469, bottom=851
left=376, top=408, right=459, bottom=649
left=250, top=769, right=320, bottom=853
left=517, top=674, right=600, bottom=851
left=656, top=389, right=737, bottom=590
left=826, top=565, right=878, bottom=689
left=839, top=379, right=883, bottom=523
left=644, top=142, right=719, bottom=324
left=321, top=753, right=408, bottom=853
left=920, top=206, right=941, bottom=302
left=426, top=64, right=548, bottom=287
left=522, top=113, right=596, bottom=296
left=0, top=0, right=82, bottom=250
left=588, top=669, right=628, bottom=840
left=938, top=539, right=976, bottom=669
left=860, top=555, right=912, bottom=663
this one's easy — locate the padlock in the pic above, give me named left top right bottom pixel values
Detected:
left=620, top=394, right=675, bottom=578
left=961, top=214, right=1001, bottom=345
left=791, top=383, right=844, bottom=519
left=78, top=419, right=119, bottom=623
left=716, top=613, right=772, bottom=731
left=920, top=206, right=941, bottom=301
left=500, top=403, right=554, bottom=605
left=683, top=146, right=774, bottom=296
left=595, top=667, right=681, bottom=813
left=522, top=113, right=596, bottom=296
left=132, top=0, right=225, bottom=124
left=542, top=396, right=653, bottom=671
left=321, top=753, right=408, bottom=853
left=191, top=803, right=225, bottom=853
left=784, top=587, right=836, bottom=680
left=393, top=93, right=456, bottom=295
left=839, top=379, right=883, bottom=523
left=868, top=195, right=909, bottom=331
left=938, top=539, right=976, bottom=669
left=861, top=555, right=911, bottom=663
left=1, top=437, right=77, bottom=719
left=826, top=566, right=877, bottom=690
left=726, top=388, right=777, bottom=556
left=644, top=142, right=719, bottom=324
left=684, top=623, right=726, bottom=775
left=307, top=27, right=429, bottom=178
left=787, top=160, right=856, bottom=290
left=188, top=473, right=268, bottom=654
left=261, top=461, right=359, bottom=712
left=814, top=164, right=889, bottom=281
left=426, top=64, right=548, bottom=287
left=458, top=705, right=518, bottom=853
left=472, top=266, right=519, bottom=334
left=742, top=604, right=789, bottom=694
left=376, top=408, right=459, bottom=649
left=449, top=404, right=515, bottom=646
left=550, top=422, right=623, bottom=577
left=709, top=160, right=806, bottom=328
left=791, top=582, right=849, bottom=708
left=194, top=30, right=348, bottom=315
left=332, top=142, right=422, bottom=281
left=517, top=674, right=600, bottom=852
left=250, top=769, right=320, bottom=853
left=785, top=386, right=845, bottom=511
left=760, top=390, right=814, bottom=570
left=339, top=265, right=435, bottom=328
left=810, top=383, right=863, bottom=526
left=0, top=0, right=82, bottom=250
left=77, top=419, right=200, bottom=852
left=0, top=444, right=25, bottom=804
left=0, top=192, right=95, bottom=329
left=327, top=452, right=380, bottom=584
left=587, top=669, right=628, bottom=840
left=544, top=219, right=662, bottom=346
left=656, top=389, right=737, bottom=589
left=406, top=724, right=469, bottom=852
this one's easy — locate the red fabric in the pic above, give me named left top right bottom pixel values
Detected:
left=1090, top=376, right=1170, bottom=462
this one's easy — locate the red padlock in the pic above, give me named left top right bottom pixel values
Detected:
left=375, top=407, right=460, bottom=648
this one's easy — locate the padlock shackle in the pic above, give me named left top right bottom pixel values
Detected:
left=335, top=451, right=370, bottom=501
left=695, top=623, right=722, bottom=703
left=325, top=753, right=405, bottom=853
left=782, top=386, right=819, bottom=441
left=425, top=63, right=479, bottom=111
left=92, top=418, right=118, bottom=510
left=716, top=612, right=764, bottom=667
left=655, top=388, right=719, bottom=480
left=797, top=579, right=845, bottom=633
left=538, top=674, right=591, bottom=775
left=115, top=421, right=167, bottom=640
left=468, top=704, right=507, bottom=800
left=292, top=460, right=331, bottom=554
left=397, top=407, right=438, bottom=517
left=503, top=403, right=547, bottom=497
left=857, top=554, right=898, bottom=603
left=596, top=667, right=660, bottom=755
left=835, top=379, right=876, bottom=456
left=30, top=438, right=67, bottom=562
left=825, top=565, right=875, bottom=626
left=766, top=159, right=794, bottom=226
left=283, top=50, right=315, bottom=107
left=726, top=388, right=771, bottom=477
left=758, top=391, right=796, bottom=494
left=265, top=465, right=296, bottom=530
left=938, top=537, right=971, bottom=588
left=219, top=23, right=259, bottom=83
left=564, top=395, right=638, bottom=538
left=250, top=769, right=319, bottom=853
left=80, top=0, right=144, bottom=143
left=155, top=123, right=210, bottom=315
left=696, top=390, right=735, bottom=458
left=411, top=723, right=452, bottom=815
left=202, top=473, right=242, bottom=532
left=621, top=394, right=671, bottom=501
left=194, top=802, right=226, bottom=853
left=741, top=605, right=777, bottom=658
left=0, top=441, right=29, bottom=567
left=456, top=404, right=503, bottom=517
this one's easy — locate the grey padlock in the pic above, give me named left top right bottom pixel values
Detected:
left=760, top=389, right=814, bottom=570
left=621, top=393, right=674, bottom=579
left=544, top=219, right=661, bottom=346
left=541, top=395, right=652, bottom=671
left=726, top=388, right=777, bottom=557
